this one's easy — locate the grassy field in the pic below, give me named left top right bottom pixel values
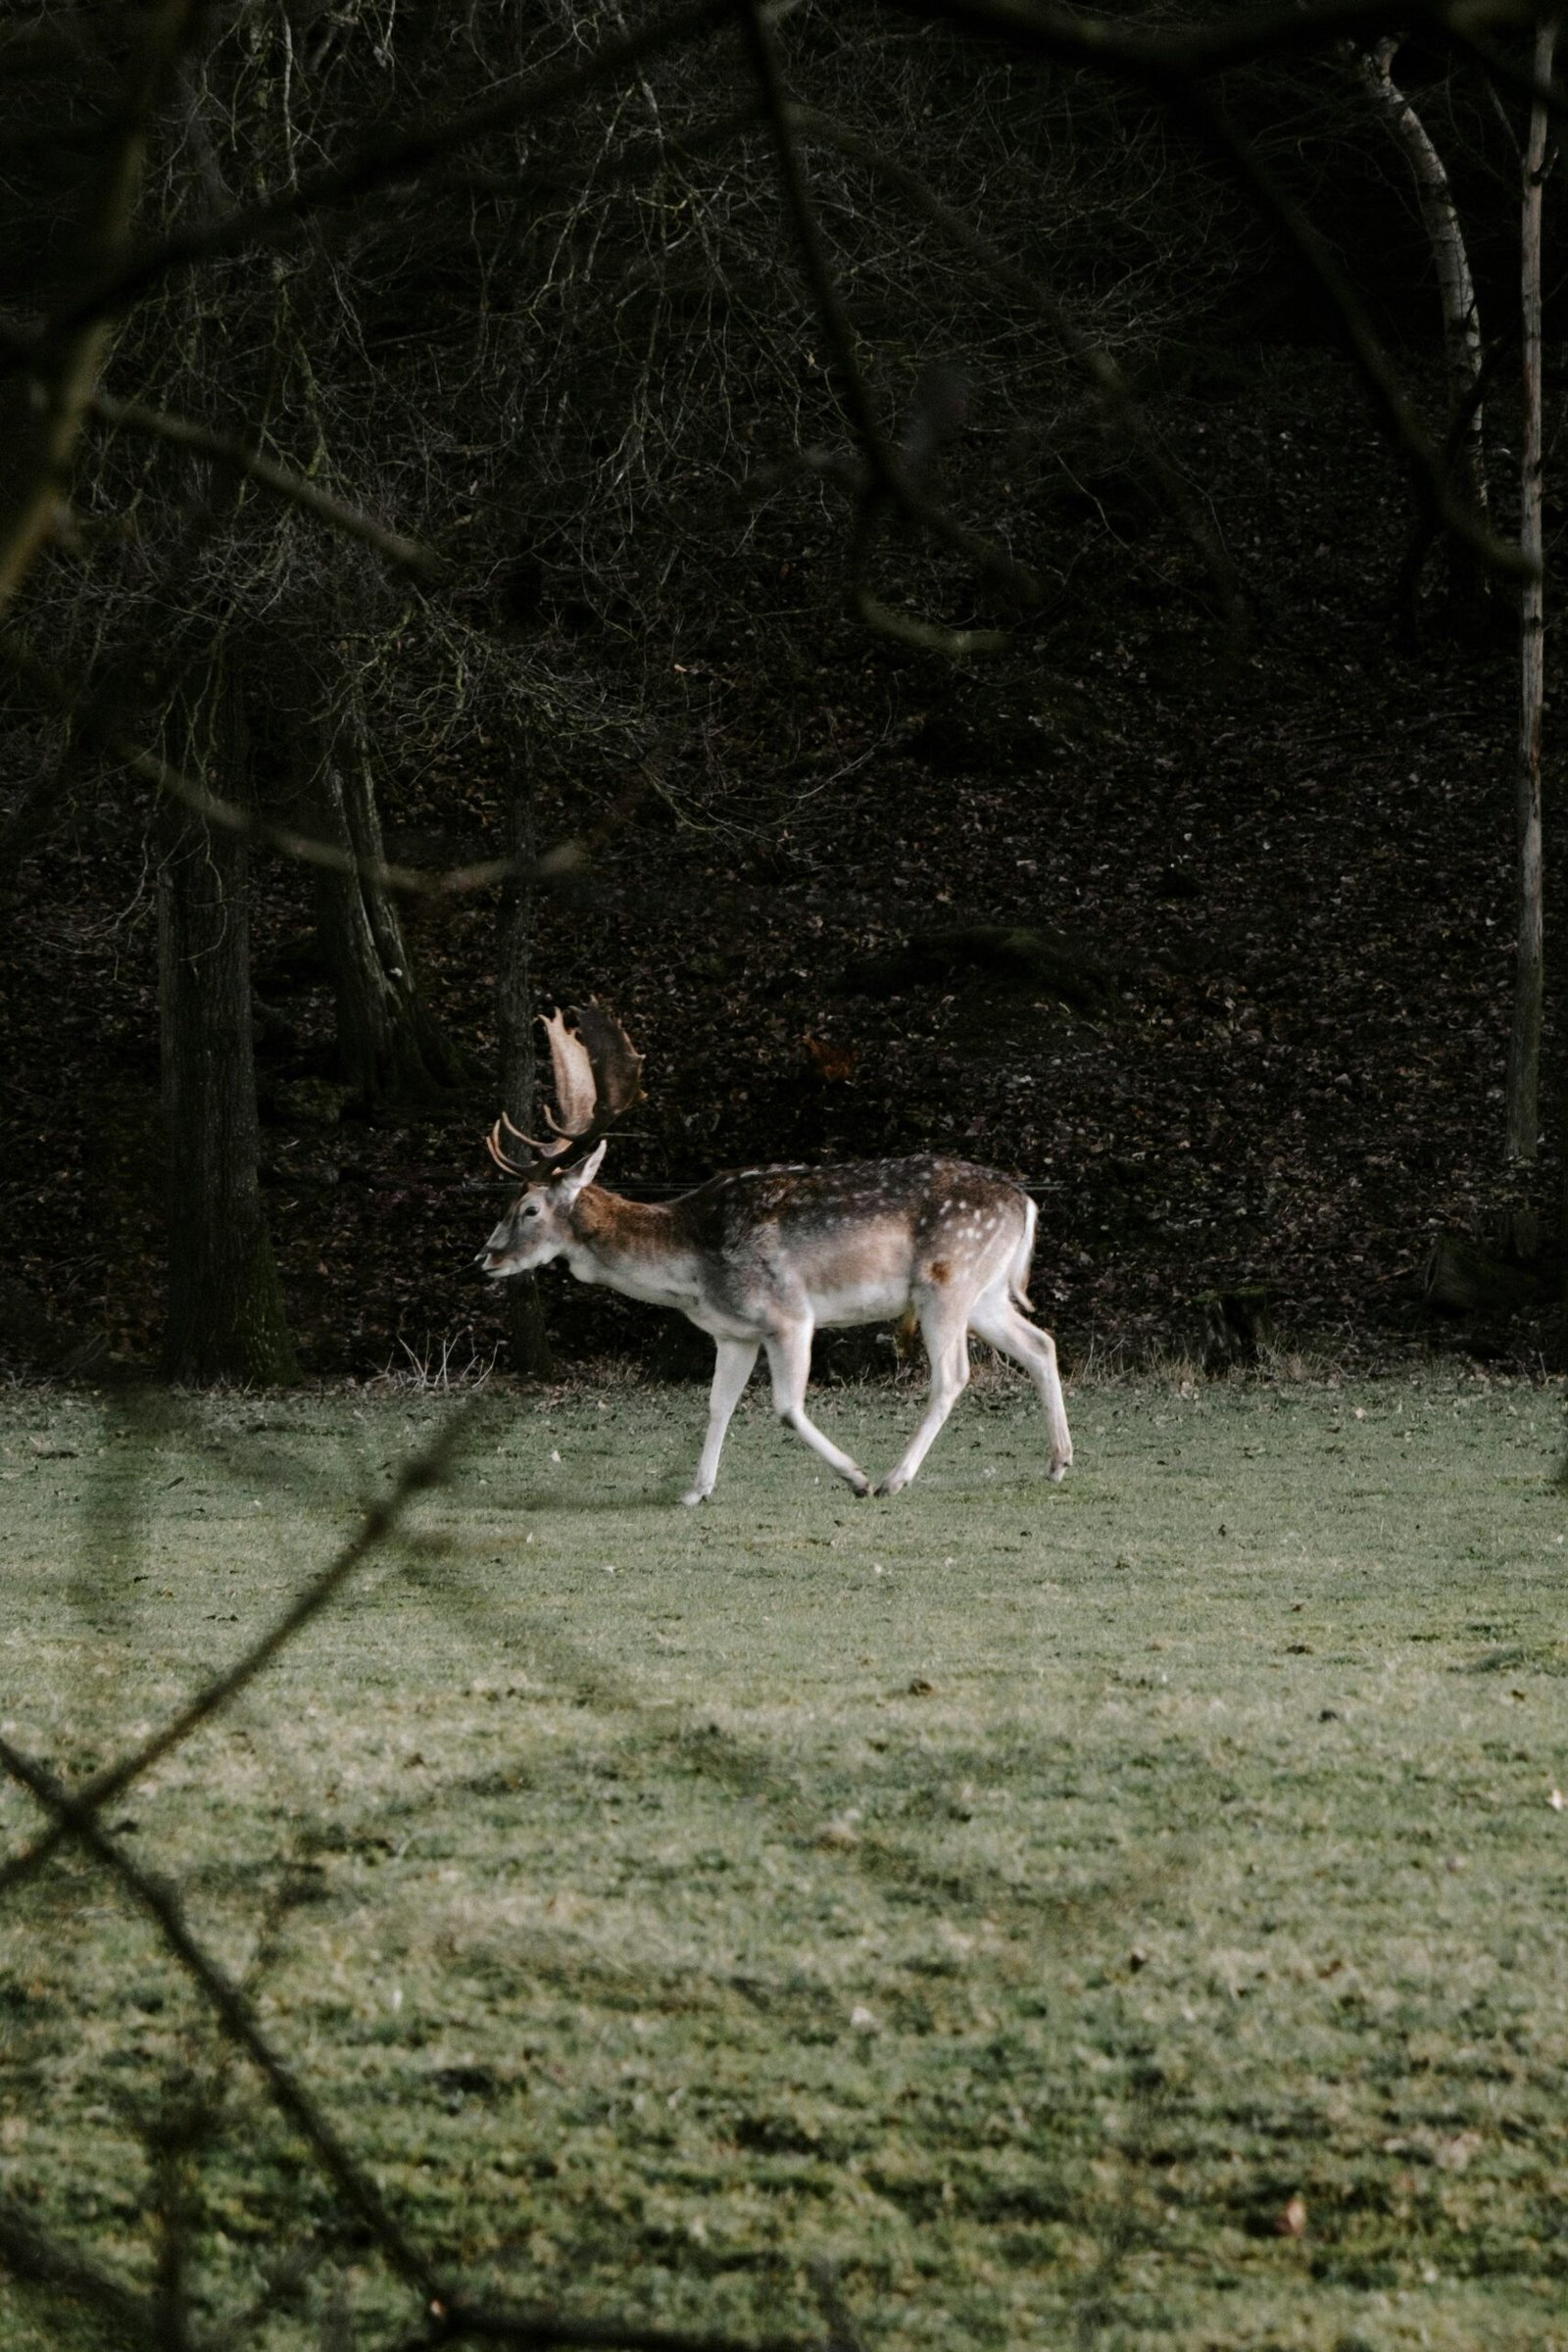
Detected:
left=0, top=1369, right=1565, bottom=2351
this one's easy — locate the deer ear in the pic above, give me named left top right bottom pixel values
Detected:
left=557, top=1140, right=608, bottom=1200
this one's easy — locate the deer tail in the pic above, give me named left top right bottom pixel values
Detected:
left=1009, top=1194, right=1037, bottom=1313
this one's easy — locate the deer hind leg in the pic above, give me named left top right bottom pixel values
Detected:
left=969, top=1289, right=1072, bottom=1480
left=682, top=1338, right=760, bottom=1506
left=875, top=1289, right=972, bottom=1496
left=763, top=1322, right=871, bottom=1496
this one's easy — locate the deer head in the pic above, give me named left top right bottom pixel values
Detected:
left=478, top=1001, right=644, bottom=1278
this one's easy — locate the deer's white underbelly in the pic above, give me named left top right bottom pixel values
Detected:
left=809, top=1277, right=909, bottom=1328
left=683, top=1276, right=908, bottom=1340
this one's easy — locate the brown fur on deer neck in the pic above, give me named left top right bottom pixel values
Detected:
left=567, top=1184, right=675, bottom=1257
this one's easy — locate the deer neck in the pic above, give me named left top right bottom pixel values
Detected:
left=564, top=1186, right=694, bottom=1308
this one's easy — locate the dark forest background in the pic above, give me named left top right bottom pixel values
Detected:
left=2, top=0, right=1564, bottom=1388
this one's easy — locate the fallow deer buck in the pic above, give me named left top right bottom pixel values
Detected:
left=478, top=1003, right=1072, bottom=1503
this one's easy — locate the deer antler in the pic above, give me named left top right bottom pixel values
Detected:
left=559, top=1001, right=643, bottom=1135
left=485, top=1118, right=539, bottom=1177
left=485, top=1000, right=644, bottom=1180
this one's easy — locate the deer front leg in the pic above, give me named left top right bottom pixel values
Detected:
left=763, top=1324, right=871, bottom=1496
left=683, top=1338, right=760, bottom=1505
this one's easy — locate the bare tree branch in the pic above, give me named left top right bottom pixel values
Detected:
left=869, top=2, right=1532, bottom=585
left=0, top=0, right=202, bottom=613
left=0, top=633, right=592, bottom=898
left=90, top=391, right=443, bottom=579
left=1170, top=74, right=1530, bottom=579
left=734, top=2, right=1038, bottom=650
left=886, top=0, right=1544, bottom=78
left=787, top=104, right=1246, bottom=632
left=732, top=0, right=895, bottom=478
left=0, top=0, right=737, bottom=374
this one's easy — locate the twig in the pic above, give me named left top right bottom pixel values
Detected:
left=888, top=0, right=1542, bottom=80
left=0, top=486, right=238, bottom=877
left=0, top=632, right=591, bottom=899
left=788, top=103, right=1246, bottom=634
left=731, top=0, right=892, bottom=476
left=0, top=0, right=736, bottom=371
left=1412, top=14, right=1568, bottom=130
left=734, top=0, right=1037, bottom=649
left=866, top=0, right=1530, bottom=584
left=89, top=392, right=442, bottom=579
left=1170, top=76, right=1528, bottom=582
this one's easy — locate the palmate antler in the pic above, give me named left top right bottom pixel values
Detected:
left=486, top=1000, right=645, bottom=1180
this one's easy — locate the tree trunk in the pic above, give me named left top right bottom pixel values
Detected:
left=496, top=746, right=552, bottom=1376
left=159, top=655, right=299, bottom=1386
left=1505, top=17, right=1556, bottom=1169
left=309, top=688, right=473, bottom=1104
left=1358, top=40, right=1489, bottom=622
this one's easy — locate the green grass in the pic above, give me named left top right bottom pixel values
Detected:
left=0, top=1370, right=1565, bottom=2350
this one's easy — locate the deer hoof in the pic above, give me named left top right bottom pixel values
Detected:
left=1049, top=1460, right=1069, bottom=1484
left=846, top=1471, right=872, bottom=1497
left=873, top=1470, right=907, bottom=1497
left=680, top=1488, right=710, bottom=1508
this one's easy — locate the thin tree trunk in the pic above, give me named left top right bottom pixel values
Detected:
left=1358, top=39, right=1489, bottom=619
left=159, top=653, right=298, bottom=1385
left=1505, top=17, right=1556, bottom=1168
left=496, top=743, right=552, bottom=1376
left=308, top=687, right=473, bottom=1103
